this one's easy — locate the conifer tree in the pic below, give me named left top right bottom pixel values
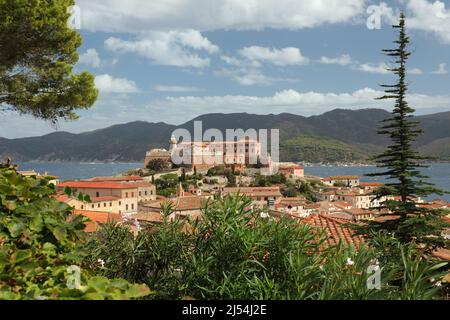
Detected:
left=0, top=0, right=98, bottom=122
left=366, top=13, right=449, bottom=250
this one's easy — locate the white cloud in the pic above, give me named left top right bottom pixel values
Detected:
left=79, top=49, right=102, bottom=68
left=153, top=85, right=203, bottom=92
left=215, top=67, right=277, bottom=86
left=104, top=30, right=218, bottom=68
left=357, top=62, right=391, bottom=74
left=147, top=88, right=450, bottom=124
left=239, top=46, right=309, bottom=66
left=77, top=0, right=366, bottom=33
left=319, top=54, right=353, bottom=66
left=95, top=74, right=140, bottom=94
left=432, top=63, right=448, bottom=74
left=410, top=68, right=423, bottom=75
left=406, top=0, right=450, bottom=44
left=221, top=55, right=261, bottom=68
left=3, top=88, right=450, bottom=138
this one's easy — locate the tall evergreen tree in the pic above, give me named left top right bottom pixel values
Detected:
left=365, top=13, right=449, bottom=250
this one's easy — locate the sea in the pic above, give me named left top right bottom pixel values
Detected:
left=15, top=162, right=450, bottom=201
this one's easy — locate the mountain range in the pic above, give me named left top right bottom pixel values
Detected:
left=2, top=108, right=450, bottom=163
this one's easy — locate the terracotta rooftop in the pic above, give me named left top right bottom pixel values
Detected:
left=418, top=203, right=450, bottom=210
left=72, top=210, right=122, bottom=233
left=327, top=212, right=355, bottom=221
left=280, top=197, right=306, bottom=207
left=433, top=248, right=450, bottom=261
left=134, top=212, right=163, bottom=223
left=360, top=182, right=385, bottom=187
left=143, top=196, right=211, bottom=211
left=343, top=208, right=373, bottom=216
left=86, top=176, right=143, bottom=182
left=301, top=214, right=365, bottom=249
left=56, top=195, right=70, bottom=203
left=58, top=181, right=139, bottom=190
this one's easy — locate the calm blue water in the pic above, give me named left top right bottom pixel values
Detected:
left=17, top=162, right=142, bottom=181
left=306, top=163, right=450, bottom=201
left=15, top=162, right=450, bottom=201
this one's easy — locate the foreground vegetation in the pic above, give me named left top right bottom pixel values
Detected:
left=85, top=194, right=449, bottom=300
left=0, top=164, right=449, bottom=300
left=0, top=165, right=150, bottom=299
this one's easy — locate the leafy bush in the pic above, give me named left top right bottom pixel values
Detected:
left=0, top=166, right=150, bottom=300
left=85, top=193, right=449, bottom=300
left=146, top=159, right=169, bottom=173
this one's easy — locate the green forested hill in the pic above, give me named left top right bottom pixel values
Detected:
left=1, top=109, right=450, bottom=163
left=280, top=135, right=370, bottom=163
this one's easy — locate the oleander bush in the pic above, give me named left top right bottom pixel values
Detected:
left=86, top=194, right=449, bottom=300
left=0, top=166, right=150, bottom=300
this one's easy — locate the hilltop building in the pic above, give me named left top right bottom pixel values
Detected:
left=276, top=163, right=304, bottom=179
left=18, top=170, right=60, bottom=185
left=321, top=176, right=360, bottom=187
left=144, top=135, right=270, bottom=173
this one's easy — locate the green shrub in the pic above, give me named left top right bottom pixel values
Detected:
left=85, top=193, right=449, bottom=300
left=0, top=166, right=150, bottom=300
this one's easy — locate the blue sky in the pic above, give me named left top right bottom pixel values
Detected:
left=2, top=0, right=450, bottom=138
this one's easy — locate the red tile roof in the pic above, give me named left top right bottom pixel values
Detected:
left=433, top=248, right=450, bottom=261
left=58, top=181, right=139, bottom=189
left=343, top=208, right=372, bottom=216
left=143, top=196, right=210, bottom=211
left=301, top=214, right=365, bottom=249
left=72, top=210, right=122, bottom=233
left=86, top=176, right=143, bottom=182
left=56, top=195, right=70, bottom=203
left=360, top=182, right=384, bottom=187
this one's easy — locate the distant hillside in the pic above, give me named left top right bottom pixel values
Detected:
left=280, top=135, right=370, bottom=163
left=1, top=108, right=450, bottom=163
left=418, top=137, right=450, bottom=161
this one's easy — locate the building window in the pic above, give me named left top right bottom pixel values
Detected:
left=119, top=201, right=121, bottom=206
left=126, top=204, right=129, bottom=211
left=81, top=205, right=84, bottom=210
left=125, top=192, right=128, bottom=198
left=104, top=203, right=107, bottom=207
left=92, top=204, right=95, bottom=209
left=131, top=192, right=134, bottom=197
left=98, top=204, right=100, bottom=208
left=145, top=191, right=148, bottom=196
left=139, top=191, right=142, bottom=196
left=131, top=204, right=134, bottom=210
left=110, top=202, right=112, bottom=207
left=96, top=192, right=100, bottom=197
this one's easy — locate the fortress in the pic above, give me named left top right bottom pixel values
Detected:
left=144, top=135, right=270, bottom=172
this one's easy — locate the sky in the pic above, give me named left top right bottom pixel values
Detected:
left=1, top=0, right=450, bottom=138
